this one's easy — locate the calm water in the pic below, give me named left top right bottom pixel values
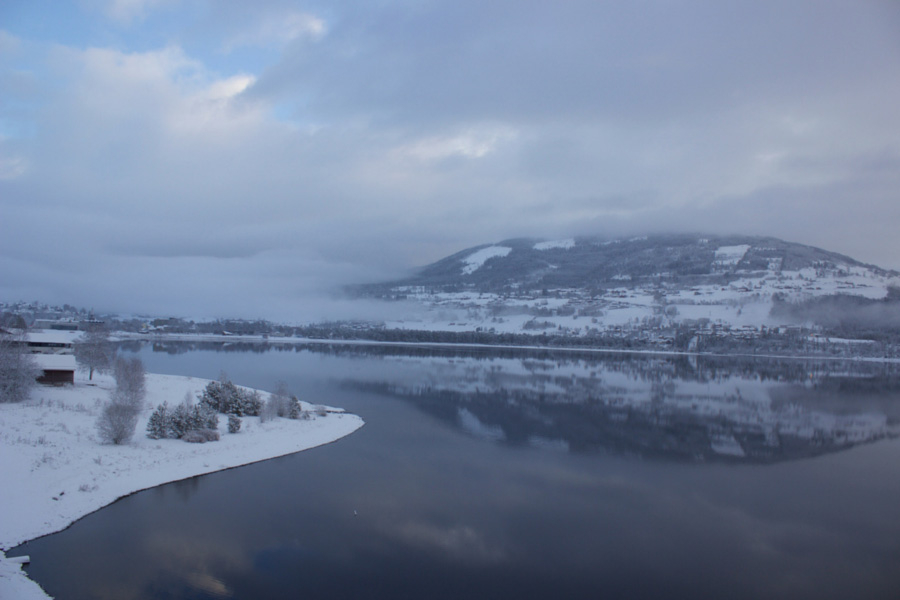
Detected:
left=15, top=343, right=900, bottom=599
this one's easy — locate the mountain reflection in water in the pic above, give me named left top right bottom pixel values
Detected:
left=322, top=349, right=900, bottom=463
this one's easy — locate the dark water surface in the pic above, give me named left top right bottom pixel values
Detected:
left=15, top=343, right=900, bottom=599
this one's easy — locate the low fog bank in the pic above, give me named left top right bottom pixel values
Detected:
left=273, top=295, right=428, bottom=326
left=772, top=288, right=900, bottom=340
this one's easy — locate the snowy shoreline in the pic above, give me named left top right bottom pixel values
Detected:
left=119, top=331, right=900, bottom=364
left=0, top=372, right=364, bottom=599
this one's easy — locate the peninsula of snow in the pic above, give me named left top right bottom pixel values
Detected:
left=0, top=372, right=364, bottom=599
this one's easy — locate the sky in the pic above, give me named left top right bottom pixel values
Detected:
left=1, top=0, right=899, bottom=321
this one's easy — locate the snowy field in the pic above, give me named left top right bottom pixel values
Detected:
left=383, top=262, right=897, bottom=338
left=0, top=372, right=364, bottom=599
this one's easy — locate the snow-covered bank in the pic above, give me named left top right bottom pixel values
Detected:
left=118, top=331, right=900, bottom=364
left=0, top=372, right=364, bottom=599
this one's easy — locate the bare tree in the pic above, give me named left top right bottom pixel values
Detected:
left=75, top=324, right=112, bottom=380
left=114, top=356, right=146, bottom=408
left=0, top=327, right=39, bottom=403
left=96, top=357, right=146, bottom=444
left=96, top=392, right=140, bottom=445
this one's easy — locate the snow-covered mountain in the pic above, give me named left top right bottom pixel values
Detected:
left=358, top=234, right=899, bottom=341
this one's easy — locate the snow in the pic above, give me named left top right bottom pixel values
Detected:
left=0, top=372, right=363, bottom=600
left=714, top=245, right=751, bottom=266
left=31, top=354, right=76, bottom=371
left=461, top=246, right=511, bottom=275
left=25, top=331, right=80, bottom=346
left=533, top=239, right=575, bottom=251
left=710, top=434, right=746, bottom=457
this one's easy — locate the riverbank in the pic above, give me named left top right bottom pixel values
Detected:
left=0, top=372, right=364, bottom=599
left=120, top=331, right=900, bottom=364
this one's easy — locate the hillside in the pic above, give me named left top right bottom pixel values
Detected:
left=353, top=234, right=900, bottom=348
left=367, top=234, right=892, bottom=293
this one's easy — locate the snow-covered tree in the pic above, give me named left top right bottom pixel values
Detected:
left=96, top=390, right=140, bottom=445
left=288, top=395, right=302, bottom=419
left=228, top=414, right=241, bottom=433
left=114, top=356, right=146, bottom=408
left=146, top=401, right=169, bottom=439
left=146, top=395, right=218, bottom=440
left=75, top=324, right=112, bottom=380
left=168, top=400, right=192, bottom=438
left=199, top=378, right=261, bottom=416
left=0, top=327, right=39, bottom=403
left=264, top=381, right=302, bottom=420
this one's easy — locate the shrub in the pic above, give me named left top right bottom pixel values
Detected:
left=242, top=390, right=262, bottom=416
left=181, top=429, right=220, bottom=443
left=266, top=381, right=304, bottom=420
left=97, top=400, right=139, bottom=445
left=228, top=414, right=241, bottom=433
left=260, top=397, right=277, bottom=423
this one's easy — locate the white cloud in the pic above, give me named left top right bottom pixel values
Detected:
left=225, top=11, right=327, bottom=51
left=49, top=45, right=268, bottom=148
left=400, top=125, right=518, bottom=161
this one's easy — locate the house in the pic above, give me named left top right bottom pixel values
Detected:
left=33, top=319, right=80, bottom=331
left=33, top=353, right=76, bottom=385
left=26, top=330, right=78, bottom=385
left=25, top=330, right=78, bottom=354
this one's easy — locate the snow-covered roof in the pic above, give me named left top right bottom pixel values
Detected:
left=32, top=354, right=76, bottom=371
left=26, top=330, right=79, bottom=345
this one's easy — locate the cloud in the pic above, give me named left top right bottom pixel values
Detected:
left=224, top=11, right=326, bottom=51
left=398, top=124, right=518, bottom=161
left=2, top=1, right=900, bottom=318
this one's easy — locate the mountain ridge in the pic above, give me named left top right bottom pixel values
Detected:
left=363, top=233, right=895, bottom=294
left=350, top=233, right=900, bottom=347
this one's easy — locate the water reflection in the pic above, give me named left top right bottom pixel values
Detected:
left=138, top=341, right=900, bottom=462
left=16, top=344, right=900, bottom=599
left=305, top=350, right=899, bottom=463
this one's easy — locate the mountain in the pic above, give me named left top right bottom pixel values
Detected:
left=352, top=234, right=900, bottom=347
left=367, top=234, right=893, bottom=294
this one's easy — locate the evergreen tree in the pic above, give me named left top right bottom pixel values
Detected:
left=146, top=402, right=169, bottom=440
left=228, top=414, right=241, bottom=433
left=169, top=401, right=192, bottom=438
left=288, top=395, right=302, bottom=419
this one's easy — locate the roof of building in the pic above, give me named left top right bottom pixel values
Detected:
left=26, top=330, right=80, bottom=345
left=33, top=354, right=77, bottom=371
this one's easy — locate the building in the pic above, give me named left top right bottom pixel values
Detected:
left=33, top=319, right=80, bottom=331
left=26, top=330, right=78, bottom=385
left=33, top=354, right=76, bottom=385
left=25, top=330, right=78, bottom=354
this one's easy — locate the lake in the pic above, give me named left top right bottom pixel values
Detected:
left=14, top=342, right=900, bottom=599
